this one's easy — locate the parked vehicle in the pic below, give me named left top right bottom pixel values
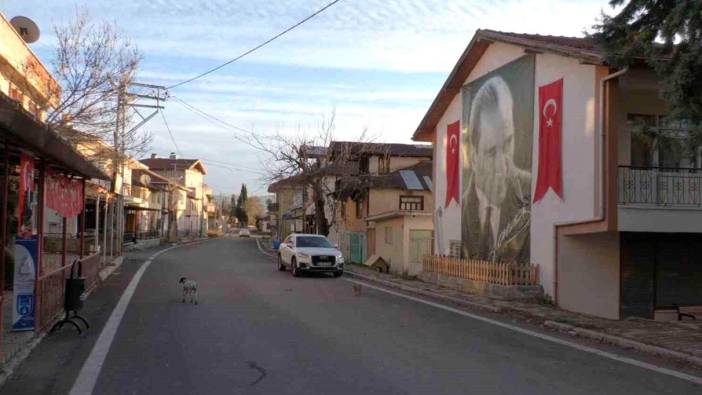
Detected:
left=278, top=233, right=344, bottom=277
left=239, top=228, right=251, bottom=237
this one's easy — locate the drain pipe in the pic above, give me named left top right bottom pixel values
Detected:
left=596, top=67, right=628, bottom=222
left=552, top=66, right=628, bottom=305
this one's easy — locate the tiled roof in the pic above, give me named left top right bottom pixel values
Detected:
left=140, top=157, right=207, bottom=174
left=479, top=30, right=601, bottom=64
left=267, top=173, right=307, bottom=192
left=131, top=168, right=170, bottom=189
left=329, top=141, right=433, bottom=157
left=370, top=160, right=433, bottom=191
left=412, top=29, right=607, bottom=142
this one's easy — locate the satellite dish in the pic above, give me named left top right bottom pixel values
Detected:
left=10, top=16, right=40, bottom=44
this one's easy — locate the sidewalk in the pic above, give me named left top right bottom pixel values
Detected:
left=345, top=264, right=702, bottom=368
left=0, top=242, right=173, bottom=387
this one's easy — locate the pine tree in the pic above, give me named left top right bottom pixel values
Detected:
left=235, top=184, right=248, bottom=225
left=591, top=1, right=702, bottom=121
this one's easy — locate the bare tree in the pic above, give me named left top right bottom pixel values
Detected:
left=252, top=111, right=381, bottom=236
left=43, top=9, right=145, bottom=159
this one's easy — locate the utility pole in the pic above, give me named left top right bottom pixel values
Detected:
left=112, top=81, right=169, bottom=250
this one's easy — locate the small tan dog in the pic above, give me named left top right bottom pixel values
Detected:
left=352, top=283, right=362, bottom=296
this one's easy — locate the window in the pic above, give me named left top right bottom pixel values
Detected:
left=384, top=226, right=393, bottom=245
left=628, top=114, right=699, bottom=169
left=355, top=199, right=363, bottom=218
left=400, top=195, right=423, bottom=211
left=359, top=156, right=369, bottom=174
left=378, top=156, right=390, bottom=174
left=9, top=83, right=23, bottom=103
left=297, top=236, right=332, bottom=248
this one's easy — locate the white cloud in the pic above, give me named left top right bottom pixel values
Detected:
left=4, top=0, right=614, bottom=194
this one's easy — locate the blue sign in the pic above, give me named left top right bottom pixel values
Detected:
left=12, top=237, right=38, bottom=331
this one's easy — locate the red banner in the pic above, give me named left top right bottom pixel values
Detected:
left=17, top=153, right=36, bottom=237
left=45, top=168, right=84, bottom=217
left=445, top=120, right=460, bottom=207
left=534, top=78, right=563, bottom=203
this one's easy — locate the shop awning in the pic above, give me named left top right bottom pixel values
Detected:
left=0, top=93, right=110, bottom=180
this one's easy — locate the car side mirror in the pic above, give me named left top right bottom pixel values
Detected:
left=334, top=243, right=339, bottom=249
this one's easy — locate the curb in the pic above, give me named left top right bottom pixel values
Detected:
left=0, top=332, right=45, bottom=388
left=345, top=270, right=502, bottom=313
left=346, top=267, right=702, bottom=369
left=544, top=320, right=702, bottom=368
left=255, top=238, right=275, bottom=257
left=0, top=238, right=209, bottom=389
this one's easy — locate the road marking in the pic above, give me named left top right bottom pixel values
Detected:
left=255, top=237, right=274, bottom=257
left=344, top=278, right=702, bottom=386
left=69, top=245, right=179, bottom=395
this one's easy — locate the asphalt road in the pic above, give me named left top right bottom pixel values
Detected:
left=4, top=237, right=701, bottom=394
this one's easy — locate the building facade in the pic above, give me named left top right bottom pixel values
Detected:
left=414, top=29, right=701, bottom=320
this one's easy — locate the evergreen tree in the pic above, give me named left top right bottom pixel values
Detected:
left=235, top=184, right=248, bottom=225
left=591, top=1, right=702, bottom=121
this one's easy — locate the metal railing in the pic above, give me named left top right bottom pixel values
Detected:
left=618, top=166, right=702, bottom=206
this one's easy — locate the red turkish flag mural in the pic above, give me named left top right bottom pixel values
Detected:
left=533, top=78, right=563, bottom=203
left=445, top=120, right=460, bottom=207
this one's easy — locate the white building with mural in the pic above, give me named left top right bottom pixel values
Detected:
left=414, top=29, right=702, bottom=320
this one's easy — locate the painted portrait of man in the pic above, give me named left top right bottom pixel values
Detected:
left=461, top=56, right=534, bottom=262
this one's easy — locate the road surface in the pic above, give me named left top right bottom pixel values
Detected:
left=3, top=237, right=700, bottom=394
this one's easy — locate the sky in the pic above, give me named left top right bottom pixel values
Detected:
left=1, top=0, right=614, bottom=195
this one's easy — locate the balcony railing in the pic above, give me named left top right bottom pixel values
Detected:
left=618, top=166, right=702, bottom=207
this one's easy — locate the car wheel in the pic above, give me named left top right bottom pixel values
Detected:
left=333, top=270, right=343, bottom=278
left=278, top=254, right=285, bottom=271
left=291, top=258, right=300, bottom=277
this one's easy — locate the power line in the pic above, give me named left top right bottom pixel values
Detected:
left=171, top=96, right=253, bottom=136
left=167, top=0, right=344, bottom=89
left=203, top=158, right=267, bottom=173
left=159, top=109, right=183, bottom=157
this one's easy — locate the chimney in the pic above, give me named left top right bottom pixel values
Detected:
left=169, top=152, right=177, bottom=159
left=150, top=153, right=157, bottom=159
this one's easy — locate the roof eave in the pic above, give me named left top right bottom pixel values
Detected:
left=411, top=33, right=492, bottom=141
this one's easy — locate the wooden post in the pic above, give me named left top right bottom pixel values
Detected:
left=36, top=161, right=45, bottom=329
left=79, top=178, right=86, bottom=259
left=0, top=145, right=8, bottom=357
left=61, top=216, right=67, bottom=268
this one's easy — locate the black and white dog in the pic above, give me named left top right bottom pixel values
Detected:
left=179, top=277, right=198, bottom=304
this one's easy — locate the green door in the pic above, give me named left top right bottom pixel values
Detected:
left=349, top=232, right=367, bottom=264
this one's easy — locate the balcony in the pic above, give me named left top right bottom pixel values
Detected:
left=619, top=166, right=702, bottom=206
left=618, top=166, right=702, bottom=232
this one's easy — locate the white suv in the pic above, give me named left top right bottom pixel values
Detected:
left=278, top=234, right=344, bottom=277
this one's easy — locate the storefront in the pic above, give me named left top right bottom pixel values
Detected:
left=0, top=93, right=109, bottom=361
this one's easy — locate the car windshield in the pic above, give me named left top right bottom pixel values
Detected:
left=296, top=236, right=333, bottom=248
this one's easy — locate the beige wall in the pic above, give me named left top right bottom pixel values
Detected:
left=558, top=232, right=620, bottom=319
left=374, top=217, right=405, bottom=272
left=530, top=53, right=600, bottom=298
left=0, top=13, right=58, bottom=115
left=368, top=188, right=433, bottom=217
left=373, top=215, right=433, bottom=276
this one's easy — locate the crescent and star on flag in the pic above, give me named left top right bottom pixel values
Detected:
left=533, top=78, right=564, bottom=204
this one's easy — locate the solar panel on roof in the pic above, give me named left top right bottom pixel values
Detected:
left=400, top=170, right=424, bottom=190
left=423, top=176, right=433, bottom=191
